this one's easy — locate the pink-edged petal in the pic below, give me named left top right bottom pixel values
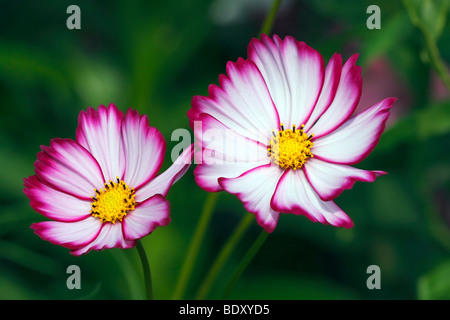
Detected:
left=303, top=53, right=342, bottom=132
left=271, top=170, right=353, bottom=228
left=134, top=144, right=193, bottom=202
left=189, top=58, right=279, bottom=144
left=313, top=97, right=396, bottom=164
left=194, top=113, right=269, bottom=163
left=121, top=108, right=166, bottom=189
left=31, top=216, right=102, bottom=250
left=193, top=113, right=270, bottom=191
left=24, top=176, right=91, bottom=222
left=122, top=194, right=171, bottom=240
left=309, top=54, right=362, bottom=138
left=219, top=164, right=284, bottom=233
left=34, top=138, right=105, bottom=200
left=194, top=162, right=267, bottom=193
left=248, top=34, right=325, bottom=127
left=70, top=222, right=135, bottom=256
left=76, top=104, right=126, bottom=182
left=303, top=158, right=387, bottom=201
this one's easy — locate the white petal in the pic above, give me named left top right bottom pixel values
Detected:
left=303, top=158, right=386, bottom=201
left=122, top=194, right=170, bottom=240
left=70, top=222, right=135, bottom=256
left=271, top=170, right=353, bottom=228
left=31, top=216, right=102, bottom=249
left=303, top=53, right=342, bottom=132
left=193, top=113, right=270, bottom=191
left=24, top=176, right=92, bottom=222
left=189, top=58, right=279, bottom=144
left=248, top=34, right=325, bottom=127
left=134, top=144, right=193, bottom=202
left=121, top=109, right=166, bottom=189
left=76, top=104, right=126, bottom=182
left=309, top=54, right=362, bottom=138
left=35, top=138, right=105, bottom=199
left=312, top=97, right=396, bottom=164
left=219, top=164, right=283, bottom=232
left=194, top=113, right=269, bottom=164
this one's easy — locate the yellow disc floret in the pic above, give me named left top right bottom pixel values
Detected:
left=268, top=124, right=314, bottom=170
left=91, top=178, right=136, bottom=223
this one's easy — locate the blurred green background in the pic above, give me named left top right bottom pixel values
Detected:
left=0, top=0, right=449, bottom=300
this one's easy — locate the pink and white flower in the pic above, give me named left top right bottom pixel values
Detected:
left=188, top=35, right=396, bottom=233
left=25, top=104, right=192, bottom=255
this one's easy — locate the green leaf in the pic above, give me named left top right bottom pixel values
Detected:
left=0, top=270, right=42, bottom=299
left=418, top=260, right=450, bottom=299
left=0, top=241, right=61, bottom=276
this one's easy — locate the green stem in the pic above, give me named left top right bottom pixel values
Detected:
left=195, top=213, right=254, bottom=300
left=172, top=192, right=219, bottom=300
left=260, top=0, right=282, bottom=36
left=136, top=239, right=153, bottom=300
left=422, top=29, right=450, bottom=91
left=193, top=0, right=282, bottom=300
left=222, top=230, right=269, bottom=299
left=402, top=0, right=450, bottom=91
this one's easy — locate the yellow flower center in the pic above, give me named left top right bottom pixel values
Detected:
left=268, top=124, right=314, bottom=170
left=91, top=178, right=136, bottom=223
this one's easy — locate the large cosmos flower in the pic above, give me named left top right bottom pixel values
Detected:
left=25, top=104, right=192, bottom=255
left=188, top=35, right=396, bottom=233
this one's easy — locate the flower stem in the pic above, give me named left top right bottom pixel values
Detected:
left=222, top=229, right=269, bottom=299
left=136, top=239, right=153, bottom=300
left=193, top=0, right=282, bottom=300
left=403, top=0, right=450, bottom=91
left=259, top=0, right=282, bottom=36
left=172, top=192, right=219, bottom=300
left=195, top=213, right=254, bottom=300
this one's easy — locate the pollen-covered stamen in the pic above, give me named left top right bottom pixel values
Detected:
left=267, top=123, right=314, bottom=170
left=90, top=177, right=136, bottom=223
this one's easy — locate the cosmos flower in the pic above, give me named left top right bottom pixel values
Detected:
left=188, top=35, right=396, bottom=232
left=25, top=104, right=192, bottom=255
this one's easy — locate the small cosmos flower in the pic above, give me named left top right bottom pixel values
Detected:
left=25, top=104, right=192, bottom=255
left=188, top=34, right=396, bottom=232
